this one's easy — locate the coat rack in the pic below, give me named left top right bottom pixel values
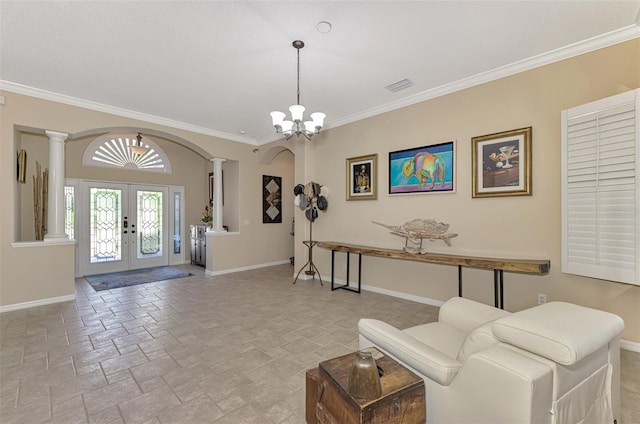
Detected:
left=293, top=182, right=329, bottom=285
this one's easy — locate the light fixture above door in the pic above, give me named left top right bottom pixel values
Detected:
left=270, top=40, right=325, bottom=141
left=129, top=132, right=149, bottom=155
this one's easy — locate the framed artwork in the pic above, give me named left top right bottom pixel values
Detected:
left=263, top=175, right=282, bottom=223
left=346, top=154, right=377, bottom=200
left=472, top=127, right=532, bottom=198
left=17, top=149, right=27, bottom=183
left=389, top=141, right=455, bottom=194
left=209, top=172, right=214, bottom=203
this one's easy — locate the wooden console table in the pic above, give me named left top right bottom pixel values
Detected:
left=317, top=241, right=550, bottom=309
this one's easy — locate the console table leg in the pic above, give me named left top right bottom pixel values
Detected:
left=357, top=253, right=362, bottom=293
left=331, top=250, right=336, bottom=290
left=493, top=269, right=499, bottom=308
left=499, top=270, right=504, bottom=309
left=458, top=266, right=463, bottom=297
left=492, top=269, right=505, bottom=309
left=346, top=252, right=350, bottom=289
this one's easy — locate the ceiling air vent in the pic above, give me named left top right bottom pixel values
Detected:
left=385, top=78, right=415, bottom=93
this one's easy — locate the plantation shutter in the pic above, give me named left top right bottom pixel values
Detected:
left=561, top=89, right=639, bottom=285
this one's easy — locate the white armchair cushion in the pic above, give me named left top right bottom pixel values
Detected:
left=457, top=322, right=500, bottom=362
left=492, top=302, right=624, bottom=365
left=438, top=297, right=511, bottom=333
left=358, top=318, right=461, bottom=386
left=404, top=322, right=466, bottom=358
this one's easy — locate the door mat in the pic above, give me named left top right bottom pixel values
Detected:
left=85, top=266, right=193, bottom=291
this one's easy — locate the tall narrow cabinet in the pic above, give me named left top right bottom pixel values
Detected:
left=190, top=224, right=208, bottom=267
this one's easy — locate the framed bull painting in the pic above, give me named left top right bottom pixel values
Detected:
left=389, top=141, right=456, bottom=194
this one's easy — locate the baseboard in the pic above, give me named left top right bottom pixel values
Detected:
left=0, top=294, right=76, bottom=314
left=323, top=275, right=445, bottom=308
left=621, top=339, right=640, bottom=353
left=205, top=259, right=291, bottom=276
left=324, top=275, right=640, bottom=352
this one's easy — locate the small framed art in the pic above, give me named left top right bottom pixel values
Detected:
left=262, top=175, right=282, bottom=223
left=388, top=141, right=455, bottom=194
left=471, top=127, right=532, bottom=198
left=346, top=154, right=377, bottom=200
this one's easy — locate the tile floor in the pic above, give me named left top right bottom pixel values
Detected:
left=0, top=264, right=638, bottom=424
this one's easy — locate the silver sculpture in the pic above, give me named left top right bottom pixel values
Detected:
left=372, top=219, right=458, bottom=254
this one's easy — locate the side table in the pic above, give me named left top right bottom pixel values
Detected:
left=309, top=349, right=426, bottom=424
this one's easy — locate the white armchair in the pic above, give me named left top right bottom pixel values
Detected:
left=358, top=297, right=624, bottom=424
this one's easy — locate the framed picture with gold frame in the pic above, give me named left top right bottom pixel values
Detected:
left=346, top=154, right=377, bottom=200
left=472, top=127, right=532, bottom=198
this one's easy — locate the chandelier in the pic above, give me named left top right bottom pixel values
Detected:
left=270, top=40, right=325, bottom=140
left=129, top=132, right=148, bottom=155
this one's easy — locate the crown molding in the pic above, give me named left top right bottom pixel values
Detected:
left=327, top=24, right=640, bottom=131
left=3, top=24, right=638, bottom=147
left=0, top=81, right=258, bottom=145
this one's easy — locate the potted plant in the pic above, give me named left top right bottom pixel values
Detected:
left=201, top=204, right=212, bottom=226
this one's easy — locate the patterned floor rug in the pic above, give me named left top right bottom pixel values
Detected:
left=85, top=266, right=193, bottom=291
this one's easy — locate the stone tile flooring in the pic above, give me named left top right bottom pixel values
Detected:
left=0, top=264, right=638, bottom=423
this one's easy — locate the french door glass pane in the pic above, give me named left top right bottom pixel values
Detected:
left=174, top=192, right=181, bottom=254
left=64, top=186, right=75, bottom=240
left=90, top=188, right=122, bottom=263
left=137, top=190, right=162, bottom=257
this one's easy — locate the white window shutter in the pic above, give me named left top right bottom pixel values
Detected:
left=561, top=89, right=639, bottom=285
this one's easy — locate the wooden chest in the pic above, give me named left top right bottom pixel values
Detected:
left=315, top=351, right=425, bottom=424
left=306, top=367, right=320, bottom=424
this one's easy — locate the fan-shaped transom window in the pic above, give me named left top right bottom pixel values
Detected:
left=82, top=132, right=172, bottom=173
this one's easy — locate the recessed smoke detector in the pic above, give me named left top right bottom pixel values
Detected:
left=385, top=78, right=415, bottom=93
left=317, top=21, right=332, bottom=33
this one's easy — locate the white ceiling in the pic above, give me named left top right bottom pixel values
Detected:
left=1, top=1, right=639, bottom=145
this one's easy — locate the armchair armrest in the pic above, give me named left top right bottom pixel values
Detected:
left=358, top=318, right=461, bottom=386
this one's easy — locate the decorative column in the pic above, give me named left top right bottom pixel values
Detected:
left=211, top=158, right=226, bottom=232
left=44, top=130, right=69, bottom=241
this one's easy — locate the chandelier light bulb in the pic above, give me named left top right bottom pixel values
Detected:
left=304, top=121, right=317, bottom=134
left=270, top=111, right=285, bottom=131
left=270, top=40, right=325, bottom=140
left=289, top=104, right=305, bottom=122
left=310, top=112, right=326, bottom=129
left=281, top=120, right=294, bottom=134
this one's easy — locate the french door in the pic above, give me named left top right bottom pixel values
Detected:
left=79, top=181, right=169, bottom=276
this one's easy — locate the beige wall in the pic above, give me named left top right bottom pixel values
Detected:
left=209, top=147, right=295, bottom=270
left=308, top=39, right=640, bottom=343
left=17, top=131, right=212, bottom=242
left=1, top=91, right=295, bottom=308
left=1, top=39, right=638, bottom=344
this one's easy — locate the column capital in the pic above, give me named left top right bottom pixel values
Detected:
left=210, top=157, right=226, bottom=164
left=45, top=130, right=69, bottom=143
